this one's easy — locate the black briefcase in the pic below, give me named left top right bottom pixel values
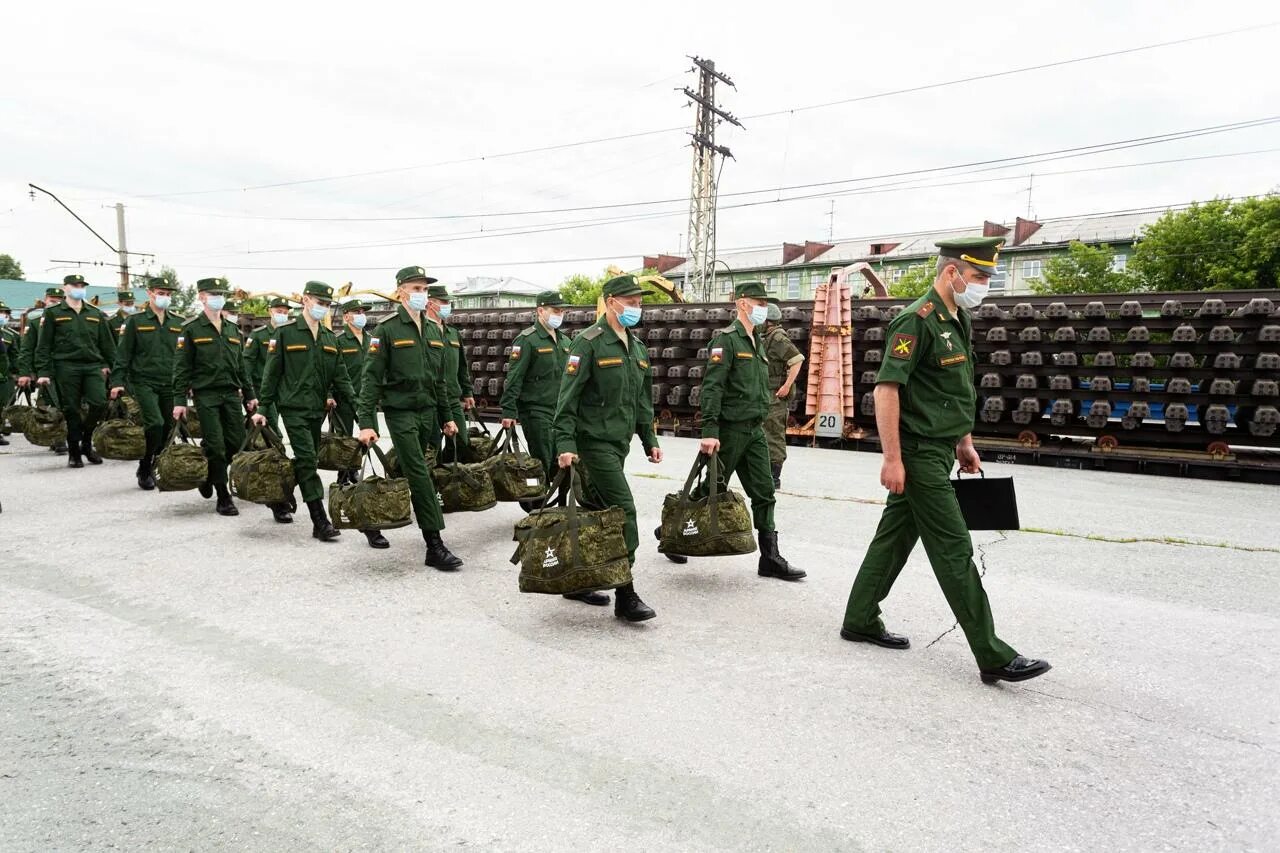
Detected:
left=951, top=471, right=1020, bottom=531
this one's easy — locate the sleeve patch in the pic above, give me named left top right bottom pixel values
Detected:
left=565, top=354, right=581, bottom=375
left=175, top=337, right=185, bottom=350
left=889, top=333, right=917, bottom=360
left=267, top=339, right=277, bottom=353
left=709, top=347, right=724, bottom=363
left=510, top=344, right=522, bottom=360
left=368, top=337, right=381, bottom=352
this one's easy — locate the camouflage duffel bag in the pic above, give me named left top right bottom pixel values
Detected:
left=119, top=394, right=143, bottom=425
left=384, top=444, right=437, bottom=478
left=482, top=425, right=547, bottom=502
left=433, top=436, right=497, bottom=513
left=91, top=399, right=146, bottom=460
left=317, top=414, right=365, bottom=471
left=155, top=420, right=207, bottom=491
left=2, top=388, right=33, bottom=436
left=441, top=412, right=497, bottom=464
left=328, top=444, right=413, bottom=530
left=24, top=386, right=67, bottom=447
left=229, top=424, right=296, bottom=505
left=512, top=467, right=633, bottom=596
left=658, top=452, right=756, bottom=558
left=184, top=403, right=203, bottom=439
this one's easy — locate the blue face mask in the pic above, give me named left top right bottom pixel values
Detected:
left=0, top=314, right=9, bottom=327
left=350, top=313, right=367, bottom=329
left=271, top=312, right=290, bottom=326
left=151, top=295, right=171, bottom=311
left=617, top=305, right=642, bottom=328
left=309, top=304, right=329, bottom=321
left=407, top=292, right=428, bottom=311
left=205, top=295, right=226, bottom=312
left=437, top=304, right=452, bottom=320
left=545, top=312, right=563, bottom=330
left=748, top=305, right=768, bottom=326
left=67, top=287, right=88, bottom=301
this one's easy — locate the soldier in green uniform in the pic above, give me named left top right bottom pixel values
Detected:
left=172, top=277, right=258, bottom=517
left=424, top=285, right=474, bottom=457
left=255, top=281, right=367, bottom=541
left=333, top=298, right=373, bottom=486
left=839, top=237, right=1051, bottom=685
left=500, top=291, right=573, bottom=484
left=109, top=277, right=181, bottom=489
left=553, top=274, right=664, bottom=621
left=35, top=274, right=116, bottom=468
left=15, top=288, right=68, bottom=454
left=243, top=297, right=290, bottom=437
left=762, top=297, right=805, bottom=488
left=687, top=281, right=805, bottom=580
left=357, top=266, right=465, bottom=570
left=108, top=289, right=137, bottom=338
left=0, top=301, right=16, bottom=446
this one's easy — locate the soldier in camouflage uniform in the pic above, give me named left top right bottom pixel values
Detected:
left=761, top=297, right=805, bottom=488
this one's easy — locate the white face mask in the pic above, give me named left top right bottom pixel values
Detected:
left=350, top=313, right=367, bottom=329
left=271, top=312, right=290, bottom=326
left=122, top=304, right=138, bottom=315
left=0, top=314, right=9, bottom=326
left=544, top=312, right=563, bottom=330
left=952, top=273, right=989, bottom=310
left=224, top=313, right=239, bottom=325
left=151, top=295, right=171, bottom=310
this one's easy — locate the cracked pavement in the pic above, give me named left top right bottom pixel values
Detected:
left=2, top=433, right=1278, bottom=852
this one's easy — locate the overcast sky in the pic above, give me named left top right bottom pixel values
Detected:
left=3, top=0, right=1277, bottom=293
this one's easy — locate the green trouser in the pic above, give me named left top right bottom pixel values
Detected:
left=333, top=399, right=357, bottom=437
left=383, top=407, right=445, bottom=533
left=1, top=378, right=14, bottom=410
left=576, top=437, right=639, bottom=566
left=764, top=399, right=790, bottom=467
left=841, top=434, right=1017, bottom=670
left=258, top=402, right=281, bottom=438
left=132, top=382, right=175, bottom=460
left=696, top=422, right=776, bottom=531
left=193, top=389, right=246, bottom=487
left=518, top=410, right=556, bottom=484
left=280, top=410, right=324, bottom=503
left=53, top=363, right=107, bottom=446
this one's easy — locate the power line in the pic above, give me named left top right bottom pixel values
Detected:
left=111, top=22, right=1277, bottom=200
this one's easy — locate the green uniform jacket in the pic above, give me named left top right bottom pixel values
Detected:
left=763, top=324, right=804, bottom=398
left=875, top=289, right=976, bottom=442
left=16, top=321, right=38, bottom=377
left=335, top=327, right=371, bottom=397
left=172, top=312, right=253, bottom=399
left=552, top=318, right=657, bottom=455
left=425, top=319, right=471, bottom=402
left=111, top=306, right=184, bottom=390
left=242, top=324, right=274, bottom=399
left=499, top=322, right=572, bottom=419
left=357, top=305, right=462, bottom=431
left=35, top=301, right=116, bottom=378
left=700, top=319, right=771, bottom=439
left=109, top=311, right=129, bottom=339
left=1, top=327, right=18, bottom=377
left=259, top=318, right=357, bottom=414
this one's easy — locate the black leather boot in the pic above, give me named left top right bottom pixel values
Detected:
left=423, top=530, right=463, bottom=570
left=307, top=500, right=340, bottom=541
left=67, top=445, right=84, bottom=468
left=363, top=529, right=390, bottom=549
left=563, top=591, right=610, bottom=606
left=655, top=525, right=688, bottom=564
left=51, top=440, right=68, bottom=454
left=270, top=502, right=293, bottom=524
left=137, top=455, right=156, bottom=490
left=81, top=436, right=103, bottom=465
left=214, top=483, right=238, bottom=516
left=771, top=463, right=782, bottom=489
left=198, top=478, right=214, bottom=499
left=757, top=530, right=806, bottom=580
left=614, top=583, right=656, bottom=622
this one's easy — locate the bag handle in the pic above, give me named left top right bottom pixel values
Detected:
left=493, top=424, right=525, bottom=457
left=445, top=434, right=482, bottom=488
left=167, top=415, right=194, bottom=446
left=677, top=451, right=722, bottom=539
left=467, top=408, right=492, bottom=437
left=37, top=382, right=61, bottom=410
left=106, top=396, right=129, bottom=421
left=953, top=470, right=986, bottom=481
left=365, top=442, right=396, bottom=479
left=510, top=465, right=598, bottom=566
left=239, top=421, right=287, bottom=454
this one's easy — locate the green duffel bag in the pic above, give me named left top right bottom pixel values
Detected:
left=433, top=436, right=497, bottom=513
left=184, top=403, right=203, bottom=439
left=317, top=413, right=365, bottom=471
left=229, top=424, right=296, bottom=505
left=482, top=425, right=547, bottom=502
left=383, top=444, right=437, bottom=478
left=512, top=466, right=633, bottom=596
left=2, top=387, right=33, bottom=436
left=24, top=386, right=67, bottom=447
left=328, top=444, right=413, bottom=530
left=441, top=411, right=497, bottom=464
left=91, top=399, right=145, bottom=460
left=658, top=452, right=757, bottom=558
left=119, top=394, right=143, bottom=425
left=155, top=420, right=207, bottom=491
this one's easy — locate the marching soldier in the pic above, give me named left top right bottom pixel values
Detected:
left=172, top=277, right=258, bottom=517
left=688, top=281, right=805, bottom=581
left=553, top=274, right=664, bottom=621
left=839, top=237, right=1051, bottom=684
left=34, top=274, right=116, bottom=468
left=109, top=277, right=181, bottom=489
left=15, top=288, right=68, bottom=454
left=424, top=285, right=473, bottom=456
left=356, top=266, right=465, bottom=570
left=243, top=296, right=290, bottom=437
left=762, top=297, right=805, bottom=488
left=0, top=301, right=16, bottom=446
left=255, top=282, right=371, bottom=542
left=500, top=290, right=573, bottom=487
left=108, top=289, right=137, bottom=337
left=334, top=298, right=372, bottom=486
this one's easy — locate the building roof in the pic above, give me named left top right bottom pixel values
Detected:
left=448, top=276, right=544, bottom=297
left=0, top=280, right=145, bottom=310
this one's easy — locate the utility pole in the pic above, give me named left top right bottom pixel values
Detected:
left=115, top=203, right=130, bottom=289
left=683, top=57, right=742, bottom=302
left=28, top=184, right=148, bottom=288
left=828, top=200, right=836, bottom=242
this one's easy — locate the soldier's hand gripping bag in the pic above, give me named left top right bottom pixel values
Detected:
left=154, top=420, right=208, bottom=491
left=229, top=424, right=296, bottom=505
left=433, top=436, right=497, bottom=513
left=951, top=471, right=1021, bottom=530
left=23, top=385, right=67, bottom=447
left=442, top=410, right=497, bottom=464
left=91, top=398, right=146, bottom=460
left=658, top=452, right=756, bottom=557
left=511, top=467, right=632, bottom=595
left=2, top=387, right=34, bottom=436
left=317, top=412, right=365, bottom=471
left=482, top=425, right=547, bottom=502
left=329, top=444, right=413, bottom=530
left=119, top=394, right=143, bottom=425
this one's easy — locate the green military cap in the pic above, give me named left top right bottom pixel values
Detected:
left=45, top=287, right=64, bottom=298
left=223, top=299, right=241, bottom=312
left=0, top=301, right=10, bottom=312
left=63, top=274, right=86, bottom=286
left=601, top=274, right=648, bottom=298
left=426, top=285, right=451, bottom=302
left=395, top=265, right=438, bottom=286
left=303, top=281, right=334, bottom=301
left=268, top=296, right=291, bottom=309
left=536, top=290, right=566, bottom=307
left=196, top=277, right=230, bottom=293
left=766, top=296, right=781, bottom=305
left=146, top=277, right=173, bottom=291
left=341, top=298, right=369, bottom=311
left=117, top=289, right=136, bottom=301
left=733, top=281, right=768, bottom=300
left=935, top=236, right=1004, bottom=274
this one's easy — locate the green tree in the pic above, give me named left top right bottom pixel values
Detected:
left=0, top=253, right=24, bottom=280
left=888, top=258, right=936, bottom=299
left=1031, top=241, right=1133, bottom=295
left=1129, top=196, right=1280, bottom=291
left=558, top=267, right=673, bottom=306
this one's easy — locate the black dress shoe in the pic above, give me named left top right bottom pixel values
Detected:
left=840, top=628, right=911, bottom=650
left=654, top=525, right=688, bottom=564
left=615, top=590, right=656, bottom=623
left=270, top=504, right=293, bottom=524
left=980, top=656, right=1052, bottom=685
left=363, top=530, right=390, bottom=549
left=563, top=591, right=610, bottom=606
left=81, top=441, right=103, bottom=465
left=198, top=480, right=214, bottom=499
left=67, top=452, right=84, bottom=469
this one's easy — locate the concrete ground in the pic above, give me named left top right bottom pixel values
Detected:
left=1, top=430, right=1277, bottom=853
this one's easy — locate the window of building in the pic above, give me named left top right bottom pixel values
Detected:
left=786, top=271, right=801, bottom=299
left=1021, top=259, right=1043, bottom=281
left=989, top=263, right=1008, bottom=291
left=720, top=278, right=732, bottom=295
left=890, top=267, right=905, bottom=283
left=766, top=276, right=778, bottom=292
left=1111, top=253, right=1128, bottom=273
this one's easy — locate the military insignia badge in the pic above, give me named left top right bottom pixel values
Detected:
left=267, top=339, right=277, bottom=353
left=566, top=354, right=581, bottom=375
left=889, top=333, right=916, bottom=360
left=710, top=346, right=724, bottom=363
left=510, top=344, right=522, bottom=360
left=175, top=337, right=185, bottom=350
left=940, top=331, right=954, bottom=351
left=368, top=336, right=381, bottom=353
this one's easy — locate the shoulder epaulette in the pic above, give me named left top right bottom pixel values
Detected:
left=713, top=325, right=736, bottom=337
left=582, top=325, right=604, bottom=340
left=181, top=315, right=202, bottom=328
left=516, top=324, right=538, bottom=339
left=915, top=301, right=936, bottom=319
